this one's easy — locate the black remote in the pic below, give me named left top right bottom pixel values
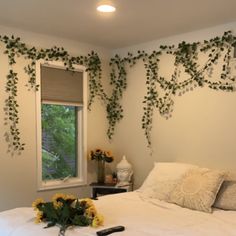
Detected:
left=96, top=226, right=125, bottom=236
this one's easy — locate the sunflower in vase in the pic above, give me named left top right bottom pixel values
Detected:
left=89, top=149, right=114, bottom=183
left=89, top=149, right=114, bottom=163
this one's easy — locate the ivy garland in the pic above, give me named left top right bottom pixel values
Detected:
left=1, top=31, right=236, bottom=154
left=0, top=35, right=105, bottom=155
left=107, top=31, right=236, bottom=147
left=107, top=53, right=137, bottom=138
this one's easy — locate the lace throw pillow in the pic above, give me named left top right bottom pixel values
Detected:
left=169, top=168, right=225, bottom=213
left=138, top=162, right=197, bottom=201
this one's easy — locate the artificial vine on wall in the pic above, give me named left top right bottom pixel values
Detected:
left=0, top=35, right=105, bottom=155
left=107, top=31, right=236, bottom=147
left=107, top=53, right=137, bottom=138
left=1, top=31, right=236, bottom=154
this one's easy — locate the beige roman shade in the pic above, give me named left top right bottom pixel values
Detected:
left=41, top=65, right=83, bottom=104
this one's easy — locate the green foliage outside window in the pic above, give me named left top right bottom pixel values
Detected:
left=41, top=104, right=78, bottom=180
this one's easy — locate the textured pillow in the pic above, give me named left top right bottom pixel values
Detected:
left=214, top=181, right=236, bottom=210
left=169, top=168, right=225, bottom=213
left=138, top=162, right=197, bottom=201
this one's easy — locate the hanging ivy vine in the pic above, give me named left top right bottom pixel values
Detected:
left=107, top=53, right=139, bottom=138
left=0, top=35, right=105, bottom=155
left=107, top=31, right=236, bottom=147
left=1, top=31, right=236, bottom=154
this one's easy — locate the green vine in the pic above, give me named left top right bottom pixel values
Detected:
left=4, top=69, right=24, bottom=154
left=0, top=36, right=104, bottom=154
left=108, top=31, right=236, bottom=147
left=142, top=52, right=161, bottom=147
left=107, top=55, right=128, bottom=139
left=1, top=31, right=236, bottom=154
left=85, top=51, right=107, bottom=109
left=107, top=52, right=144, bottom=138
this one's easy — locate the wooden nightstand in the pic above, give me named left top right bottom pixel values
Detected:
left=90, top=182, right=132, bottom=199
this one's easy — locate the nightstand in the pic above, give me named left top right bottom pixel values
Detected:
left=90, top=182, right=132, bottom=199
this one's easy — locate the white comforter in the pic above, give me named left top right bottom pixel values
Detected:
left=0, top=191, right=236, bottom=236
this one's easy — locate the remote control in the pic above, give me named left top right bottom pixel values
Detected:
left=96, top=226, right=125, bottom=236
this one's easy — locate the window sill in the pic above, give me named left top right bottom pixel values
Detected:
left=38, top=178, right=87, bottom=192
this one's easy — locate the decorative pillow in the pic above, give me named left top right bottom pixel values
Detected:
left=214, top=181, right=236, bottom=210
left=169, top=168, right=225, bottom=213
left=138, top=162, right=197, bottom=201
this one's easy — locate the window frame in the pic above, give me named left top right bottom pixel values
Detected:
left=36, top=60, right=87, bottom=191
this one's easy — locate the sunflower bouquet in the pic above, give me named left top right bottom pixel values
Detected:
left=32, top=193, right=103, bottom=236
left=89, top=148, right=114, bottom=163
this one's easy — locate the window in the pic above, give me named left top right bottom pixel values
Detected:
left=41, top=104, right=78, bottom=181
left=36, top=61, right=87, bottom=190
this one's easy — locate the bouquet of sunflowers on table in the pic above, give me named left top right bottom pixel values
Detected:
left=89, top=148, right=114, bottom=163
left=32, top=193, right=103, bottom=236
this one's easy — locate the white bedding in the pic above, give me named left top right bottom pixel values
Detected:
left=1, top=191, right=236, bottom=236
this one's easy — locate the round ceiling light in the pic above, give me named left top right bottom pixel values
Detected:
left=97, top=4, right=116, bottom=13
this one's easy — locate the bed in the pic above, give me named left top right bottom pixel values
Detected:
left=1, top=162, right=236, bottom=236
left=0, top=191, right=236, bottom=236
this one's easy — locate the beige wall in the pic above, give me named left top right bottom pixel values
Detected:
left=0, top=25, right=114, bottom=211
left=112, top=21, right=236, bottom=189
left=1, top=21, right=236, bottom=211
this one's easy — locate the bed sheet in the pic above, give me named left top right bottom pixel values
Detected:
left=0, top=191, right=236, bottom=236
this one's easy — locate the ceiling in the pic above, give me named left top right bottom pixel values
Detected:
left=0, top=0, right=236, bottom=49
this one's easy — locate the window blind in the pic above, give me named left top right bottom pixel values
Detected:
left=41, top=65, right=83, bottom=104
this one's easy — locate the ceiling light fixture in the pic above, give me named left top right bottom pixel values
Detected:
left=97, top=4, right=116, bottom=13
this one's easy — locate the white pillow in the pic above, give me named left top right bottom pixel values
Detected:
left=214, top=180, right=236, bottom=210
left=138, top=162, right=197, bottom=201
left=169, top=168, right=225, bottom=213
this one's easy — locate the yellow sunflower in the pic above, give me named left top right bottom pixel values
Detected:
left=32, top=198, right=45, bottom=211
left=53, top=201, right=63, bottom=209
left=52, top=193, right=67, bottom=202
left=85, top=206, right=97, bottom=217
left=92, top=214, right=104, bottom=227
left=80, top=198, right=94, bottom=208
left=88, top=151, right=94, bottom=160
left=105, top=151, right=112, bottom=157
left=34, top=210, right=44, bottom=224
left=65, top=194, right=76, bottom=201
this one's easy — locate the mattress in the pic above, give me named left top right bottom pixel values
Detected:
left=0, top=191, right=236, bottom=236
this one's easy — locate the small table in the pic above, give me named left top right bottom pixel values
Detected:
left=90, top=182, right=132, bottom=199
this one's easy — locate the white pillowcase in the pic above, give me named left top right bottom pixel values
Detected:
left=138, top=162, right=197, bottom=201
left=214, top=180, right=236, bottom=210
left=169, top=168, right=225, bottom=213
